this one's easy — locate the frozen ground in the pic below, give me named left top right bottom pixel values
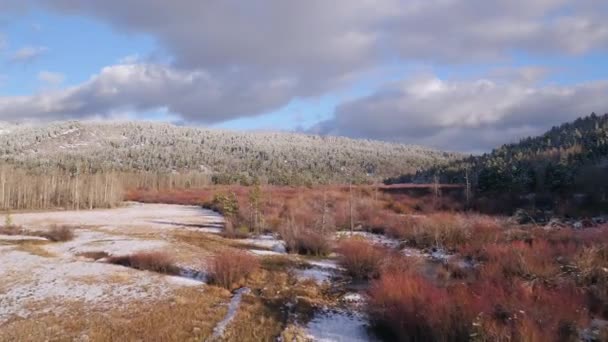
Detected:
left=306, top=310, right=378, bottom=342
left=6, top=202, right=223, bottom=232
left=0, top=203, right=224, bottom=325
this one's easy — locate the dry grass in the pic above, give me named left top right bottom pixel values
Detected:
left=208, top=249, right=260, bottom=290
left=0, top=287, right=230, bottom=342
left=43, top=225, right=75, bottom=242
left=76, top=251, right=110, bottom=260
left=218, top=295, right=285, bottom=342
left=16, top=242, right=55, bottom=258
left=107, top=251, right=180, bottom=275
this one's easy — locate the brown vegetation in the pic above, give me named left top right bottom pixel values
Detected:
left=38, top=225, right=75, bottom=242
left=107, top=251, right=179, bottom=275
left=208, top=249, right=260, bottom=289
left=337, top=237, right=388, bottom=279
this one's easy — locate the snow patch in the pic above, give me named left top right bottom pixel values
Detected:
left=249, top=249, right=284, bottom=256
left=0, top=234, right=48, bottom=241
left=0, top=249, right=182, bottom=323
left=238, top=234, right=286, bottom=253
left=306, top=310, right=377, bottom=342
left=294, top=268, right=333, bottom=284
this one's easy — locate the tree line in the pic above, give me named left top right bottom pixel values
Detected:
left=386, top=113, right=608, bottom=214
left=0, top=165, right=212, bottom=211
left=0, top=120, right=459, bottom=185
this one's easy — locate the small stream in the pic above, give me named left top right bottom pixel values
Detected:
left=208, top=287, right=252, bottom=341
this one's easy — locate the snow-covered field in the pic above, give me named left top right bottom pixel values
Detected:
left=7, top=202, right=223, bottom=232
left=0, top=203, right=389, bottom=341
left=0, top=203, right=223, bottom=325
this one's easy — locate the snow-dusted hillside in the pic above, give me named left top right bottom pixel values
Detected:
left=0, top=121, right=461, bottom=184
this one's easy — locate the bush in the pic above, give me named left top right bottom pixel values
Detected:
left=337, top=238, right=387, bottom=279
left=281, top=227, right=331, bottom=256
left=368, top=269, right=589, bottom=342
left=222, top=218, right=250, bottom=239
left=107, top=251, right=179, bottom=274
left=208, top=249, right=259, bottom=289
left=40, top=225, right=75, bottom=242
left=368, top=271, right=472, bottom=341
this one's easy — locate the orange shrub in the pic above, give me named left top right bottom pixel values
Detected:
left=208, top=249, right=259, bottom=289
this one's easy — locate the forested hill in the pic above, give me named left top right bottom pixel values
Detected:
left=0, top=121, right=459, bottom=185
left=387, top=113, right=608, bottom=201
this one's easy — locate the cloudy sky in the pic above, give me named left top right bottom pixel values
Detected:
left=1, top=1, right=607, bottom=152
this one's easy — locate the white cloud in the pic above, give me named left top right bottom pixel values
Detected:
left=314, top=74, right=608, bottom=151
left=38, top=71, right=65, bottom=86
left=0, top=0, right=606, bottom=150
left=18, top=0, right=606, bottom=120
left=10, top=46, right=48, bottom=63
left=0, top=63, right=296, bottom=122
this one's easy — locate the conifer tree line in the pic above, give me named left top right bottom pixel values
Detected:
left=387, top=113, right=608, bottom=211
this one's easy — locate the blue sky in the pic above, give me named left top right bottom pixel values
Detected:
left=0, top=1, right=607, bottom=151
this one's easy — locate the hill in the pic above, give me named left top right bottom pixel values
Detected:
left=0, top=121, right=459, bottom=185
left=386, top=113, right=608, bottom=214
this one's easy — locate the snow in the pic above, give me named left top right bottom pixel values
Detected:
left=5, top=202, right=223, bottom=233
left=0, top=203, right=225, bottom=324
left=0, top=234, right=48, bottom=241
left=211, top=287, right=251, bottom=339
left=249, top=249, right=284, bottom=256
left=341, top=293, right=364, bottom=304
left=165, top=275, right=204, bottom=286
left=0, top=248, right=194, bottom=323
left=238, top=234, right=287, bottom=253
left=294, top=268, right=333, bottom=284
left=305, top=310, right=377, bottom=342
left=336, top=231, right=401, bottom=248
left=44, top=230, right=168, bottom=258
left=307, top=259, right=341, bottom=270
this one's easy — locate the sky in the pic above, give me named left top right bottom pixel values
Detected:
left=0, top=1, right=607, bottom=153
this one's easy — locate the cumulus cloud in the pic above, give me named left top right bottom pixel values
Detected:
left=22, top=1, right=608, bottom=115
left=10, top=46, right=48, bottom=63
left=0, top=63, right=297, bottom=122
left=313, top=74, right=608, bottom=152
left=36, top=0, right=608, bottom=66
left=0, top=0, right=607, bottom=138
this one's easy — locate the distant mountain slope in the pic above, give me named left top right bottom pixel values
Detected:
left=0, top=121, right=459, bottom=185
left=388, top=113, right=608, bottom=200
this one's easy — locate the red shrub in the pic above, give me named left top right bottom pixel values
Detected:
left=280, top=226, right=331, bottom=256
left=336, top=238, right=387, bottom=279
left=208, top=249, right=259, bottom=289
left=107, top=251, right=179, bottom=274
left=368, top=268, right=589, bottom=341
left=368, top=271, right=473, bottom=341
